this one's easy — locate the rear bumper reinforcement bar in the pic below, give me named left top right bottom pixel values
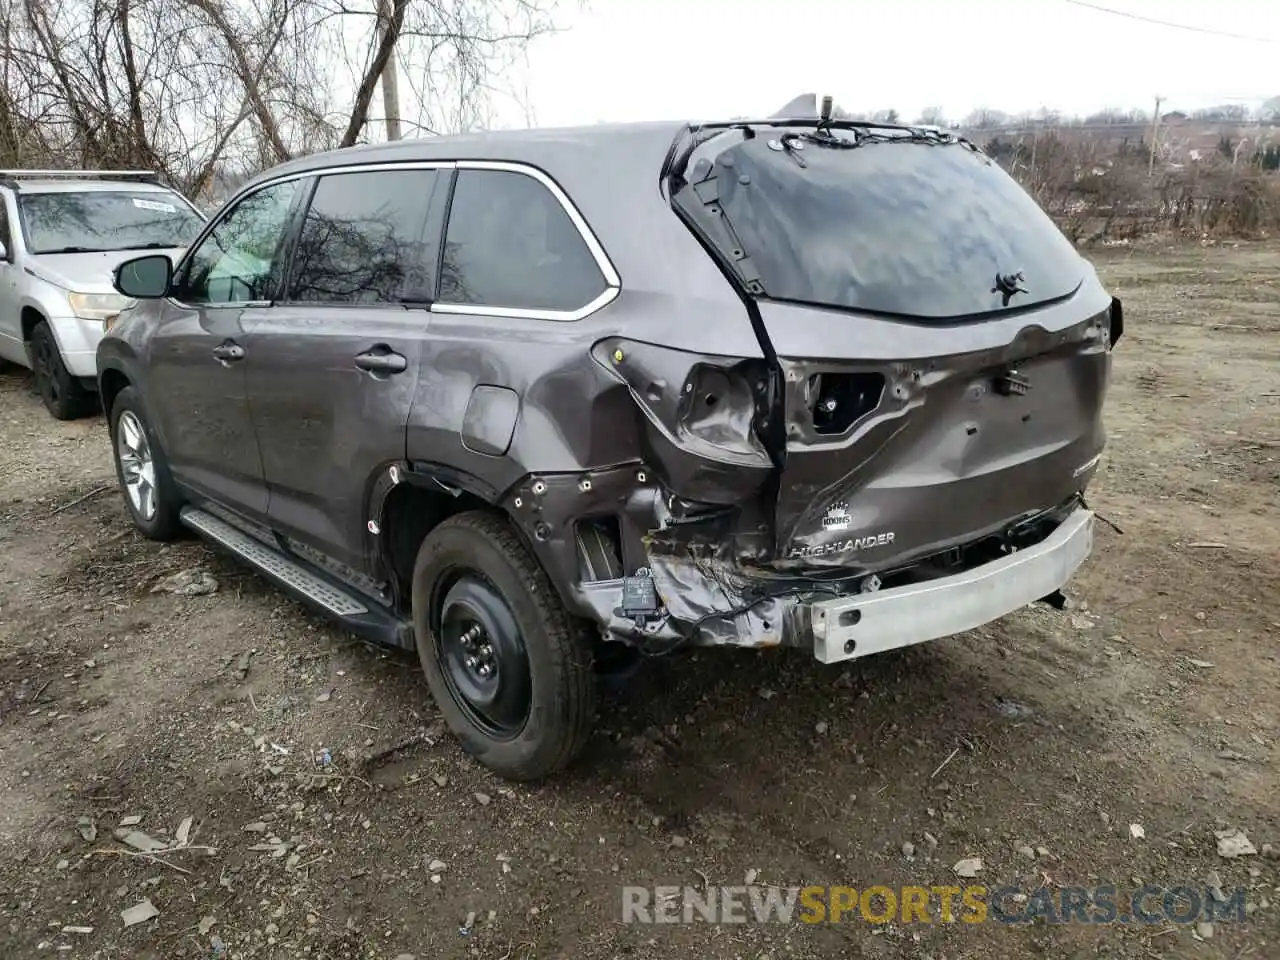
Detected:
left=809, top=507, right=1095, bottom=664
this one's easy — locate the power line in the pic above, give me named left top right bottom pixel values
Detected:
left=1064, top=0, right=1280, bottom=44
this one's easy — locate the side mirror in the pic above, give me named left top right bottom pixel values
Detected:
left=114, top=254, right=173, bottom=299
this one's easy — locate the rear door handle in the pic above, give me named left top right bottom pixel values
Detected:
left=212, top=340, right=245, bottom=364
left=354, top=345, right=408, bottom=375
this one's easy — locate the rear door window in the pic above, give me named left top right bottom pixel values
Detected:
left=284, top=168, right=441, bottom=304
left=438, top=168, right=607, bottom=314
left=676, top=131, right=1085, bottom=320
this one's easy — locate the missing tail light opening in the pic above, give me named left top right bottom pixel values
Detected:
left=809, top=372, right=885, bottom=435
left=678, top=364, right=763, bottom=455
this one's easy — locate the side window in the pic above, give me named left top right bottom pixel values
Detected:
left=285, top=169, right=438, bottom=304
left=439, top=169, right=607, bottom=313
left=0, top=196, right=11, bottom=260
left=178, top=180, right=302, bottom=305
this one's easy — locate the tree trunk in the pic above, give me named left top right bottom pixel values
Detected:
left=377, top=0, right=402, bottom=141
left=339, top=0, right=407, bottom=147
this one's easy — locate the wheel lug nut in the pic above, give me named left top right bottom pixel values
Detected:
left=477, top=664, right=491, bottom=677
left=465, top=656, right=478, bottom=670
left=479, top=644, right=493, bottom=658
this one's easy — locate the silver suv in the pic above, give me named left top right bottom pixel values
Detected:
left=0, top=170, right=205, bottom=419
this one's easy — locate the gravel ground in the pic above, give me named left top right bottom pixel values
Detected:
left=0, top=239, right=1277, bottom=959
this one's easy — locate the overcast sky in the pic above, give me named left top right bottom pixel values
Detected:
left=499, top=0, right=1280, bottom=127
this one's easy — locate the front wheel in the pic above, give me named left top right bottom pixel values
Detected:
left=109, top=386, right=182, bottom=540
left=412, top=511, right=596, bottom=780
left=30, top=321, right=94, bottom=420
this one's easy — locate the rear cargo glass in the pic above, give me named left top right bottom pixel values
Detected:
left=689, top=132, right=1085, bottom=320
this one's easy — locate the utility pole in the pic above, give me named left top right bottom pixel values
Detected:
left=1147, top=95, right=1163, bottom=178
left=376, top=0, right=402, bottom=141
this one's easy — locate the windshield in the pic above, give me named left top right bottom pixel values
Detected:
left=18, top=190, right=205, bottom=255
left=676, top=129, right=1085, bottom=320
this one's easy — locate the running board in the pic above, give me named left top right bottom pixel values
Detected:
left=179, top=506, right=414, bottom=649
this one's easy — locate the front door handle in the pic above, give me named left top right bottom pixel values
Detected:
left=212, top=340, right=245, bottom=365
left=354, top=345, right=407, bottom=375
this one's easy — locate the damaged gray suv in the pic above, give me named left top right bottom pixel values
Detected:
left=97, top=102, right=1121, bottom=780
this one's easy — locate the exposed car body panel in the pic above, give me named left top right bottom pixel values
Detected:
left=750, top=278, right=1113, bottom=361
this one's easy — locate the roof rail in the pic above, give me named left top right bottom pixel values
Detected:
left=0, top=169, right=163, bottom=189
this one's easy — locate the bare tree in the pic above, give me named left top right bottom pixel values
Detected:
left=1034, top=106, right=1062, bottom=128
left=914, top=106, right=946, bottom=127
left=963, top=107, right=1009, bottom=130
left=0, top=0, right=556, bottom=197
left=1190, top=104, right=1251, bottom=123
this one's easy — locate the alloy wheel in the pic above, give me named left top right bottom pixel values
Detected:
left=116, top=410, right=158, bottom=521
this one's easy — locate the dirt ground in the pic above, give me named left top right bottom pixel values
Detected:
left=0, top=241, right=1277, bottom=960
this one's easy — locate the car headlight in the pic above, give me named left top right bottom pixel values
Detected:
left=68, top=292, right=134, bottom=323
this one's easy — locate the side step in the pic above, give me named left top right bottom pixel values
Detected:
left=179, top=506, right=414, bottom=649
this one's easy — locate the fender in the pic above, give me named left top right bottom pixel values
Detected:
left=94, top=348, right=157, bottom=433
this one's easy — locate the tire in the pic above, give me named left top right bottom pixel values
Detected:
left=411, top=511, right=596, bottom=781
left=30, top=320, right=94, bottom=420
left=108, top=386, right=182, bottom=540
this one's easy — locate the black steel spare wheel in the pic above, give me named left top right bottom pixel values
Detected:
left=437, top=575, right=532, bottom=738
left=411, top=510, right=596, bottom=781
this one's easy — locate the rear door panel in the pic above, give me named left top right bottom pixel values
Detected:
left=245, top=305, right=426, bottom=570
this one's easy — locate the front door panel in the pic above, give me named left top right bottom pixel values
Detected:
left=146, top=300, right=269, bottom=516
left=148, top=176, right=307, bottom=520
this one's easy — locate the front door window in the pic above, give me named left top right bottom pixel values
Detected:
left=178, top=180, right=302, bottom=305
